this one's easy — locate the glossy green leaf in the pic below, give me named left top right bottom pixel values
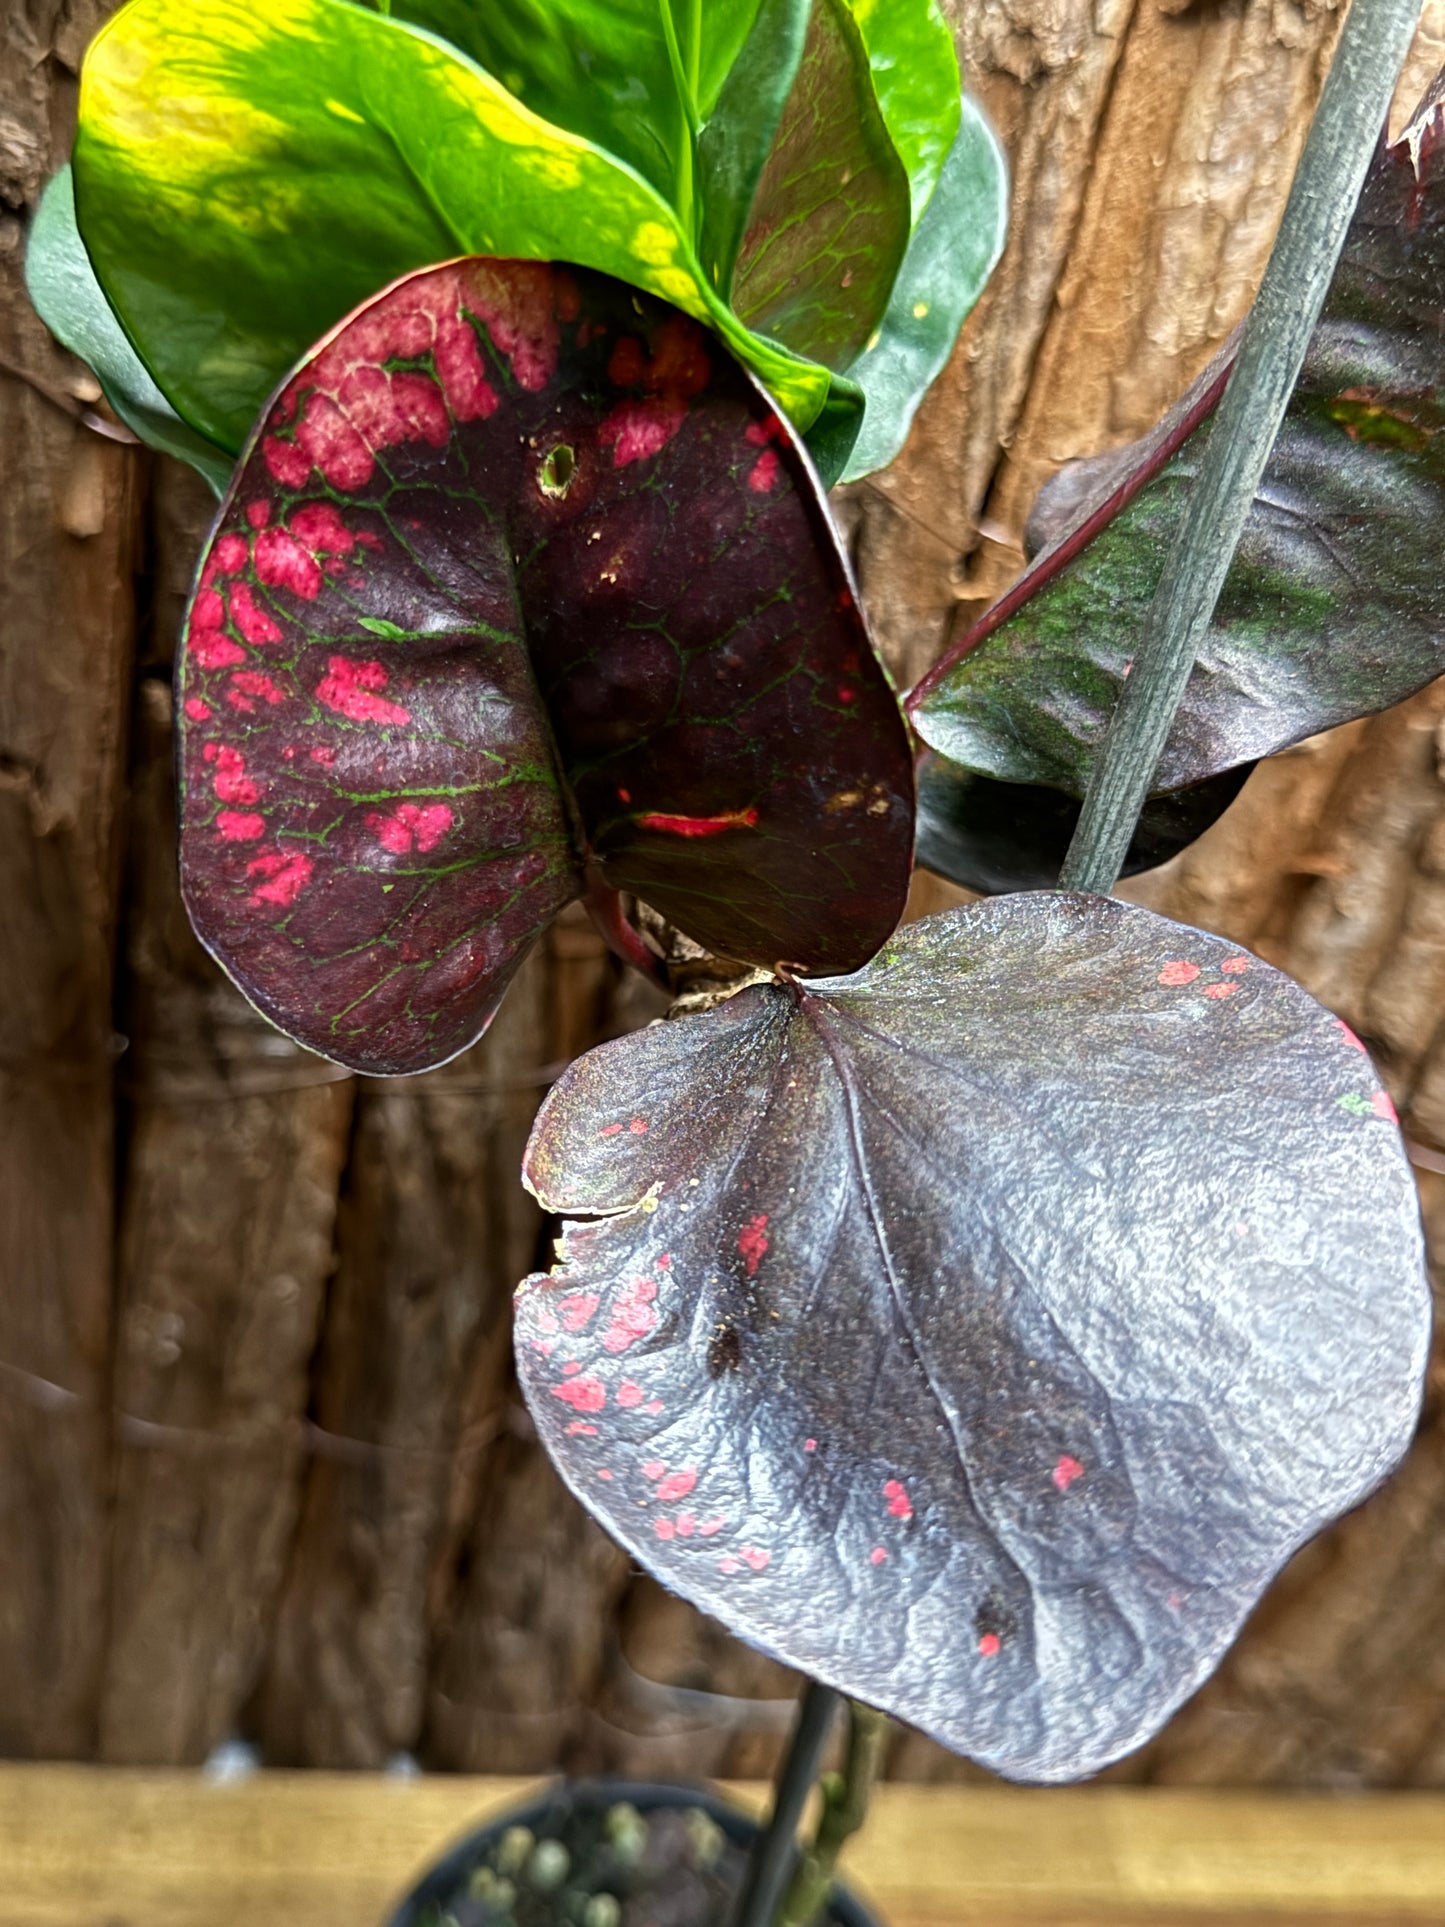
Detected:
left=74, top=0, right=832, bottom=457
left=356, top=0, right=767, bottom=216
left=840, top=95, right=1007, bottom=481
left=910, top=74, right=1445, bottom=792
left=730, top=0, right=911, bottom=372
left=23, top=166, right=233, bottom=492
left=842, top=0, right=960, bottom=220
left=697, top=0, right=811, bottom=293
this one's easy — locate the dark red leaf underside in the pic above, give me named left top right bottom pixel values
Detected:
left=178, top=258, right=913, bottom=1073
left=516, top=896, right=1428, bottom=1781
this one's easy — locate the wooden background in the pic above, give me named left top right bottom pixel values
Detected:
left=2, top=0, right=1444, bottom=1784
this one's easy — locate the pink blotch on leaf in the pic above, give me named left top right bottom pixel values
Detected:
left=217, top=810, right=266, bottom=842
left=978, top=1633, right=1001, bottom=1658
left=637, top=808, right=759, bottom=838
left=183, top=698, right=212, bottom=723
left=1336, top=1019, right=1368, bottom=1053
left=246, top=850, right=314, bottom=907
left=675, top=1514, right=696, bottom=1538
left=655, top=1519, right=676, bottom=1541
left=748, top=448, right=780, bottom=493
left=741, top=1546, right=770, bottom=1572
left=719, top=1556, right=741, bottom=1575
left=645, top=1399, right=664, bottom=1415
left=600, top=1123, right=624, bottom=1138
left=566, top=1421, right=598, bottom=1437
left=246, top=501, right=271, bottom=530
left=737, top=1214, right=769, bottom=1278
left=804, top=1439, right=817, bottom=1453
left=367, top=800, right=455, bottom=855
left=658, top=1254, right=672, bottom=1270
left=629, top=1117, right=648, bottom=1135
left=597, top=1468, right=613, bottom=1481
left=550, top=1375, right=606, bottom=1414
left=1202, top=982, right=1238, bottom=1000
left=1221, top=955, right=1250, bottom=974
left=1158, top=960, right=1200, bottom=987
left=191, top=628, right=246, bottom=672
left=699, top=1517, right=725, bottom=1537
left=434, top=311, right=499, bottom=420
left=227, top=670, right=285, bottom=707
left=255, top=528, right=323, bottom=600
left=883, top=1479, right=913, bottom=1521
left=870, top=1547, right=887, bottom=1567
left=1053, top=1454, right=1085, bottom=1492
left=616, top=1382, right=644, bottom=1409
left=560, top=1294, right=600, bottom=1333
left=1372, top=1090, right=1399, bottom=1122
left=208, top=745, right=260, bottom=806
left=211, top=532, right=249, bottom=575
left=458, top=259, right=561, bottom=391
left=601, top=1277, right=659, bottom=1355
left=309, top=745, right=336, bottom=767
left=289, top=502, right=357, bottom=557
left=531, top=1338, right=556, bottom=1357
left=316, top=656, right=412, bottom=727
left=656, top=1468, right=697, bottom=1503
left=642, top=1460, right=666, bottom=1481
left=745, top=414, right=782, bottom=447
left=263, top=432, right=315, bottom=490
left=228, top=582, right=284, bottom=646
left=599, top=399, right=686, bottom=466
left=561, top=1361, right=582, bottom=1378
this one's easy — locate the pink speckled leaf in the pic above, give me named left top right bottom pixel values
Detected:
left=178, top=257, right=913, bottom=1074
left=516, top=894, right=1429, bottom=1781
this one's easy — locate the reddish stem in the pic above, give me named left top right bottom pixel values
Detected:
left=583, top=874, right=669, bottom=990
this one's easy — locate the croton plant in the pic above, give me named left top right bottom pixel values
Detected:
left=28, top=0, right=1443, bottom=1788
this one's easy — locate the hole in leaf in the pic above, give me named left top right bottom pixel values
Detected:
left=538, top=443, right=576, bottom=499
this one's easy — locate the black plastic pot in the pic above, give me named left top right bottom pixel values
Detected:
left=386, top=1777, right=883, bottom=1927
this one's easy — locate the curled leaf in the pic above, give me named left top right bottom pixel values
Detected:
left=517, top=895, right=1428, bottom=1781
left=177, top=258, right=913, bottom=1074
left=911, top=75, right=1445, bottom=791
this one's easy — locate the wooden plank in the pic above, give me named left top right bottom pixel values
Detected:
left=1, top=1768, right=1443, bottom=1927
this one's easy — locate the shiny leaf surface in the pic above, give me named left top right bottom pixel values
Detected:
left=364, top=0, right=768, bottom=206
left=517, top=895, right=1429, bottom=1781
left=730, top=0, right=911, bottom=372
left=73, top=0, right=832, bottom=456
left=911, top=77, right=1445, bottom=792
left=697, top=0, right=811, bottom=295
left=177, top=258, right=913, bottom=1074
left=24, top=167, right=233, bottom=491
left=839, top=95, right=1007, bottom=481
left=915, top=750, right=1253, bottom=895
left=842, top=0, right=960, bottom=219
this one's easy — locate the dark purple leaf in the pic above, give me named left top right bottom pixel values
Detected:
left=915, top=750, right=1254, bottom=895
left=177, top=257, right=914, bottom=1074
left=516, top=895, right=1428, bottom=1781
left=911, top=74, right=1445, bottom=793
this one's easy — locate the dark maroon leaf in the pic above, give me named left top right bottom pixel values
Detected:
left=911, top=73, right=1445, bottom=794
left=516, top=895, right=1428, bottom=1781
left=177, top=257, right=914, bottom=1074
left=915, top=750, right=1254, bottom=895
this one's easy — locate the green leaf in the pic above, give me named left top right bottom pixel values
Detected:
left=840, top=96, right=1008, bottom=481
left=841, top=0, right=960, bottom=220
left=730, top=0, right=912, bottom=372
left=696, top=0, right=811, bottom=293
left=23, top=166, right=233, bottom=492
left=73, top=0, right=833, bottom=456
left=355, top=0, right=768, bottom=218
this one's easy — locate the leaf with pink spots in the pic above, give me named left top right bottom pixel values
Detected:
left=516, top=893, right=1428, bottom=1782
left=178, top=257, right=913, bottom=1074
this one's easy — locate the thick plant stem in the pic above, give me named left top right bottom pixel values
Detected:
left=775, top=1703, right=889, bottom=1927
left=729, top=1682, right=842, bottom=1927
left=1058, top=0, right=1423, bottom=895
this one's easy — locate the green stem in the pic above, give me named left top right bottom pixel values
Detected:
left=775, top=1703, right=889, bottom=1927
left=1058, top=0, right=1421, bottom=895
left=729, top=1682, right=841, bottom=1927
left=658, top=0, right=701, bottom=234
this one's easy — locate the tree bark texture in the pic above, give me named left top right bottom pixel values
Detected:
left=2, top=0, right=1444, bottom=1785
